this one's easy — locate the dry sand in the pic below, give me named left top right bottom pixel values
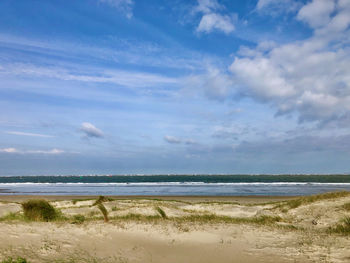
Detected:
left=0, top=194, right=350, bottom=263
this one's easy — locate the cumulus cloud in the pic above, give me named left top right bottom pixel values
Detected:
left=297, top=0, right=335, bottom=28
left=81, top=122, right=104, bottom=138
left=99, top=0, right=134, bottom=19
left=0, top=148, right=64, bottom=154
left=229, top=0, right=350, bottom=125
left=194, top=0, right=235, bottom=34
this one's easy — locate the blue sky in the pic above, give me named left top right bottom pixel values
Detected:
left=1, top=0, right=350, bottom=175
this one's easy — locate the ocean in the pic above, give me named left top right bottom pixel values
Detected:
left=1, top=174, right=350, bottom=196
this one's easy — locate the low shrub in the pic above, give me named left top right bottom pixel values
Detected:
left=21, top=199, right=58, bottom=221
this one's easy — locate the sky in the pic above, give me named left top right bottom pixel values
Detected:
left=1, top=0, right=350, bottom=175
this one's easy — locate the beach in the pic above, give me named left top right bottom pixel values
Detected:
left=1, top=193, right=350, bottom=262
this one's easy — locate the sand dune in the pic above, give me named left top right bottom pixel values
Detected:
left=0, top=193, right=350, bottom=262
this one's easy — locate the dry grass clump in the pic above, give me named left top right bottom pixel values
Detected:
left=21, top=199, right=59, bottom=222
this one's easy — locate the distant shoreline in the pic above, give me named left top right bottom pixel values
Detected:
left=0, top=194, right=298, bottom=204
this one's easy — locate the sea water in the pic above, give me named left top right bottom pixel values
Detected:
left=1, top=174, right=350, bottom=196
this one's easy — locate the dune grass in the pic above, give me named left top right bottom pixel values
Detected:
left=155, top=206, right=168, bottom=219
left=342, top=202, right=350, bottom=211
left=0, top=212, right=24, bottom=222
left=91, top=196, right=110, bottom=222
left=276, top=191, right=350, bottom=211
left=1, top=257, right=28, bottom=263
left=329, top=216, right=350, bottom=235
left=93, top=196, right=113, bottom=206
left=106, top=213, right=282, bottom=226
left=71, top=214, right=85, bottom=224
left=97, top=203, right=109, bottom=222
left=21, top=200, right=60, bottom=222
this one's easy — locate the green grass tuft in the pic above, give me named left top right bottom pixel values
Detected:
left=0, top=212, right=24, bottom=222
left=71, top=214, right=86, bottom=224
left=330, top=216, right=350, bottom=235
left=21, top=199, right=59, bottom=222
left=155, top=206, right=168, bottom=219
left=1, top=257, right=28, bottom=263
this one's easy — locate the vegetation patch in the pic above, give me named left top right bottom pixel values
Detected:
left=1, top=257, right=28, bottom=263
left=155, top=206, right=168, bottom=219
left=329, top=216, right=350, bottom=235
left=276, top=191, right=350, bottom=210
left=92, top=196, right=110, bottom=222
left=22, top=199, right=59, bottom=222
left=0, top=212, right=24, bottom=222
left=97, top=203, right=109, bottom=222
left=92, top=196, right=113, bottom=206
left=175, top=214, right=282, bottom=225
left=342, top=202, right=350, bottom=211
left=71, top=214, right=85, bottom=224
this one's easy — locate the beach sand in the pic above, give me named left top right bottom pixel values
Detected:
left=1, top=193, right=350, bottom=262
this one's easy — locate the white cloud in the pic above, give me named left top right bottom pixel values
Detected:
left=99, top=0, right=134, bottom=19
left=256, top=0, right=302, bottom=14
left=0, top=148, right=64, bottom=154
left=164, top=135, right=182, bottom=144
left=27, top=149, right=65, bottom=154
left=194, top=0, right=235, bottom=34
left=229, top=0, right=350, bottom=125
left=183, top=67, right=232, bottom=101
left=0, top=148, right=18, bottom=153
left=5, top=131, right=54, bottom=138
left=197, top=13, right=235, bottom=34
left=164, top=135, right=196, bottom=145
left=0, top=63, right=178, bottom=89
left=81, top=122, right=104, bottom=138
left=195, top=0, right=222, bottom=13
left=297, top=0, right=335, bottom=28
